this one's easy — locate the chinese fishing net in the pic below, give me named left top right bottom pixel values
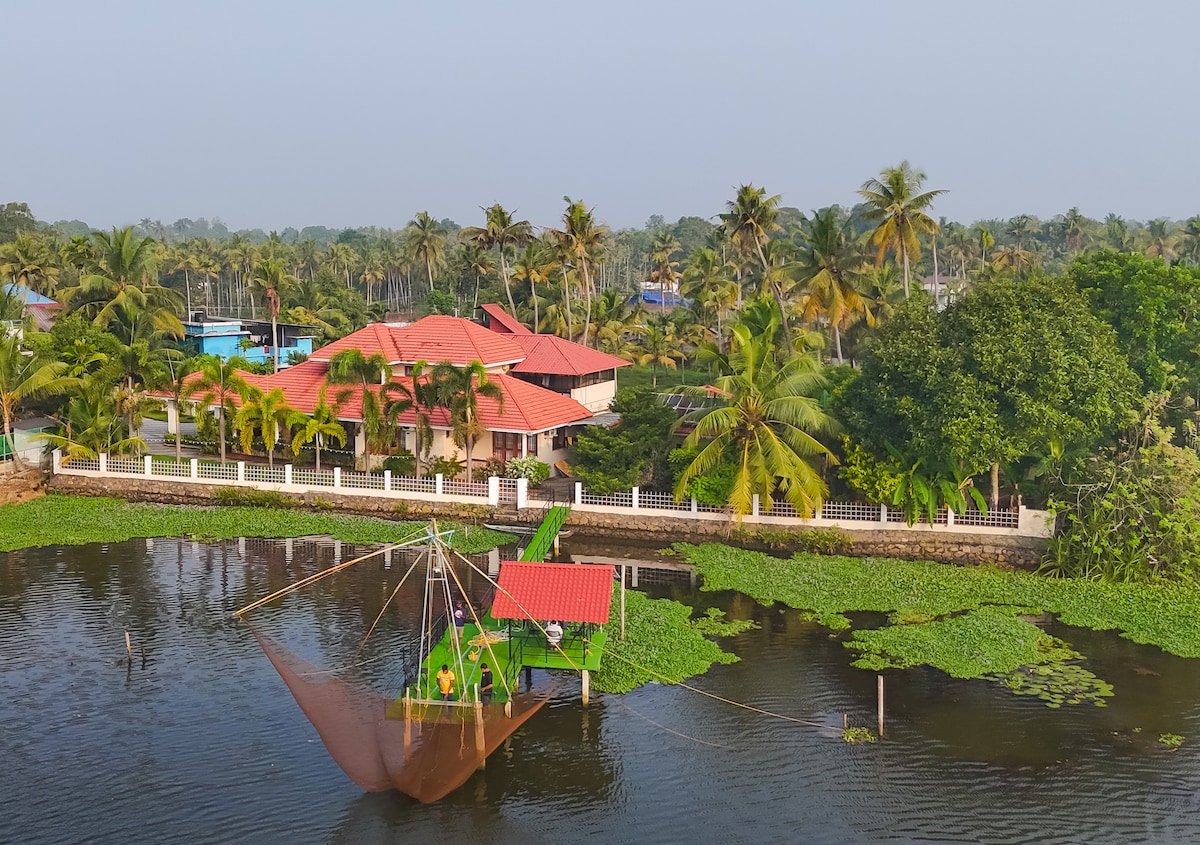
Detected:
left=249, top=625, right=559, bottom=803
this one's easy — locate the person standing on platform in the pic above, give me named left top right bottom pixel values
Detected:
left=436, top=664, right=455, bottom=701
left=480, top=663, right=493, bottom=704
left=453, top=601, right=466, bottom=629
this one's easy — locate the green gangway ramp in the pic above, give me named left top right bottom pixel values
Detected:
left=519, top=505, right=570, bottom=562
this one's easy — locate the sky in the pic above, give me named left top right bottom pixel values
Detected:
left=6, top=0, right=1199, bottom=233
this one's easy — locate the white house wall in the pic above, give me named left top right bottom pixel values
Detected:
left=571, top=379, right=616, bottom=413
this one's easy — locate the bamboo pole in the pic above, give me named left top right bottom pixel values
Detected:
left=582, top=669, right=590, bottom=707
left=620, top=565, right=626, bottom=641
left=403, top=689, right=411, bottom=755
left=474, top=696, right=486, bottom=770
left=125, top=631, right=132, bottom=660
left=877, top=675, right=884, bottom=737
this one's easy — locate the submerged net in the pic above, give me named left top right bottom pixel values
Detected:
left=251, top=626, right=558, bottom=803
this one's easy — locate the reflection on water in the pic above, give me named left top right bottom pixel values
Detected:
left=3, top=538, right=1200, bottom=844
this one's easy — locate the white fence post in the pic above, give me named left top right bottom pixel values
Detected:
left=237, top=461, right=246, bottom=483
left=487, top=475, right=500, bottom=506
left=574, top=481, right=583, bottom=505
left=632, top=486, right=640, bottom=509
left=99, top=453, right=108, bottom=474
left=691, top=496, right=698, bottom=513
left=946, top=507, right=955, bottom=526
left=516, top=477, right=528, bottom=509
left=880, top=503, right=888, bottom=524
left=284, top=464, right=293, bottom=486
left=752, top=493, right=760, bottom=517
left=333, top=467, right=341, bottom=489
left=144, top=455, right=152, bottom=477
left=190, top=458, right=198, bottom=479
left=435, top=473, right=444, bottom=495
left=52, top=449, right=62, bottom=474
left=384, top=469, right=392, bottom=492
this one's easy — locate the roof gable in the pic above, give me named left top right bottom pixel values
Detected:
left=509, top=334, right=630, bottom=377
left=309, top=316, right=526, bottom=368
left=480, top=303, right=533, bottom=335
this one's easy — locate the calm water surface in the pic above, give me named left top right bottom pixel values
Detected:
left=3, top=537, right=1200, bottom=845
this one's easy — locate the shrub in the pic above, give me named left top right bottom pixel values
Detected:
left=505, top=456, right=550, bottom=485
left=426, top=454, right=463, bottom=480
left=381, top=449, right=416, bottom=477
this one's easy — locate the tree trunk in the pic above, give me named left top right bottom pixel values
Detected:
left=465, top=435, right=473, bottom=484
left=501, top=252, right=517, bottom=318
left=426, top=258, right=434, bottom=294
left=834, top=323, right=844, bottom=364
left=582, top=262, right=593, bottom=347
left=175, top=400, right=182, bottom=464
left=562, top=262, right=574, bottom=340
left=755, top=240, right=793, bottom=355
left=902, top=246, right=911, bottom=299
left=315, top=436, right=322, bottom=472
left=218, top=404, right=227, bottom=463
left=531, top=274, right=539, bottom=329
left=272, top=314, right=280, bottom=374
left=932, top=237, right=939, bottom=307
left=990, top=462, right=1000, bottom=511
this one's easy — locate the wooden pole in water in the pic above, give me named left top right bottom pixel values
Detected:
left=125, top=631, right=132, bottom=660
left=620, top=565, right=626, bottom=641
left=474, top=696, right=486, bottom=769
left=581, top=669, right=590, bottom=707
left=403, top=689, right=412, bottom=754
left=877, top=675, right=884, bottom=737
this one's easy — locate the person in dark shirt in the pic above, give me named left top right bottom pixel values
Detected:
left=453, top=601, right=465, bottom=628
left=480, top=663, right=493, bottom=704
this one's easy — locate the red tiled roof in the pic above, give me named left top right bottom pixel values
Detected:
left=491, top=562, right=613, bottom=624
left=480, top=303, right=532, bottom=335
left=310, top=316, right=526, bottom=368
left=509, top=334, right=630, bottom=377
left=163, top=362, right=593, bottom=433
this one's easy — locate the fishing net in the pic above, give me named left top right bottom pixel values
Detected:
left=251, top=627, right=558, bottom=803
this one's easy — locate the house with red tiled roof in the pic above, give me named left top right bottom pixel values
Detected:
left=161, top=312, right=627, bottom=472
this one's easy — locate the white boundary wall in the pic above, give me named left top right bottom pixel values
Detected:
left=51, top=450, right=1054, bottom=539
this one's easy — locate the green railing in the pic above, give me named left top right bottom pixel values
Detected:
left=519, top=505, right=570, bottom=562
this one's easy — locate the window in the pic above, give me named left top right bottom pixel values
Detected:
left=494, top=432, right=521, bottom=463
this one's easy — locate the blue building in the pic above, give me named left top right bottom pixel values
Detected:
left=181, top=313, right=318, bottom=369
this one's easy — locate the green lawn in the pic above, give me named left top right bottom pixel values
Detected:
left=617, top=363, right=715, bottom=391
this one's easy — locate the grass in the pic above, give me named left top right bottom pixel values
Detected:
left=0, top=493, right=514, bottom=554
left=678, top=543, right=1200, bottom=706
left=616, top=363, right=712, bottom=391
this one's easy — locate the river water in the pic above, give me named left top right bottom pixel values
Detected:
left=3, top=537, right=1200, bottom=845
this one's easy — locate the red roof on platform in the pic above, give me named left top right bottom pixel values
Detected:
left=491, top=562, right=613, bottom=624
left=509, top=334, right=630, bottom=377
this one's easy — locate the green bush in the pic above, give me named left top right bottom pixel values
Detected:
left=426, top=455, right=463, bottom=480
left=505, top=456, right=550, bottom=485
left=381, top=449, right=416, bottom=477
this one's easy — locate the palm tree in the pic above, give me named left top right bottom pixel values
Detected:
left=680, top=247, right=737, bottom=343
left=1178, top=216, right=1200, bottom=266
left=60, top=227, right=181, bottom=326
left=291, top=386, right=346, bottom=472
left=1057, top=207, right=1091, bottom=257
left=429, top=360, right=503, bottom=483
left=327, top=348, right=389, bottom=386
left=0, top=234, right=61, bottom=298
left=1104, top=214, right=1133, bottom=252
left=556, top=198, right=608, bottom=347
left=509, top=241, right=553, bottom=329
left=248, top=256, right=296, bottom=373
left=719, top=185, right=790, bottom=348
left=648, top=230, right=682, bottom=303
left=1143, top=218, right=1177, bottom=261
left=461, top=204, right=533, bottom=317
left=673, top=323, right=836, bottom=516
left=1005, top=215, right=1035, bottom=252
left=976, top=227, right=996, bottom=271
left=632, top=320, right=683, bottom=387
left=235, top=386, right=295, bottom=466
left=792, top=208, right=872, bottom=363
left=323, top=242, right=360, bottom=290
left=187, top=353, right=251, bottom=463
left=164, top=355, right=197, bottom=464
left=858, top=162, right=946, bottom=298
left=406, top=211, right=449, bottom=294
left=38, top=376, right=144, bottom=462
left=0, top=333, right=76, bottom=468
left=168, top=244, right=200, bottom=314
left=104, top=299, right=182, bottom=443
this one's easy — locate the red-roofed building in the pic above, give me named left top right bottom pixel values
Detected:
left=160, top=312, right=622, bottom=472
left=491, top=561, right=613, bottom=624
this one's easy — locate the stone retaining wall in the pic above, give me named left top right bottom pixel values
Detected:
left=47, top=475, right=1048, bottom=569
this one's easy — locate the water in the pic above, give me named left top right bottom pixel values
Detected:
left=4, top=538, right=1200, bottom=845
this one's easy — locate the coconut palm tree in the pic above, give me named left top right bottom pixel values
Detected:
left=38, top=375, right=144, bottom=462
left=1057, top=207, right=1092, bottom=257
left=60, top=227, right=181, bottom=326
left=858, top=162, right=946, bottom=298
left=632, top=319, right=682, bottom=387
left=720, top=185, right=790, bottom=348
left=674, top=322, right=837, bottom=517
left=187, top=353, right=252, bottom=463
left=1143, top=218, right=1177, bottom=261
left=248, top=256, right=296, bottom=373
left=460, top=204, right=533, bottom=317
left=1178, top=216, right=1200, bottom=266
left=976, top=227, right=996, bottom=271
left=509, top=241, right=553, bottom=328
left=429, top=360, right=503, bottom=483
left=792, top=208, right=872, bottom=363
left=648, top=230, right=682, bottom=303
left=555, top=198, right=607, bottom=347
left=406, top=211, right=449, bottom=294
left=291, top=386, right=346, bottom=472
left=0, top=234, right=61, bottom=298
left=681, top=246, right=738, bottom=344
left=0, top=333, right=76, bottom=468
left=1005, top=215, right=1035, bottom=252
left=235, top=386, right=296, bottom=466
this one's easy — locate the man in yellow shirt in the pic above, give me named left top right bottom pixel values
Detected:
left=436, top=664, right=455, bottom=701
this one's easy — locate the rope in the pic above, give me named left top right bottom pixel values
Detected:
left=604, top=649, right=840, bottom=732
left=616, top=697, right=730, bottom=749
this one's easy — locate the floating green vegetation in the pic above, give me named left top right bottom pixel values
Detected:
left=594, top=587, right=741, bottom=694
left=842, top=727, right=876, bottom=744
left=688, top=607, right=760, bottom=637
left=0, top=493, right=514, bottom=554
left=678, top=543, right=1200, bottom=707
left=1159, top=733, right=1184, bottom=748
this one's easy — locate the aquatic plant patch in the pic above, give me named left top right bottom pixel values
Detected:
left=0, top=493, right=514, bottom=554
left=678, top=543, right=1200, bottom=706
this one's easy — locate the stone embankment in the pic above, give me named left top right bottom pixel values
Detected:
left=1, top=466, right=46, bottom=506
left=47, top=474, right=1048, bottom=569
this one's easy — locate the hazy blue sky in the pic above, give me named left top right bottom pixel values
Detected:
left=7, top=0, right=1198, bottom=232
